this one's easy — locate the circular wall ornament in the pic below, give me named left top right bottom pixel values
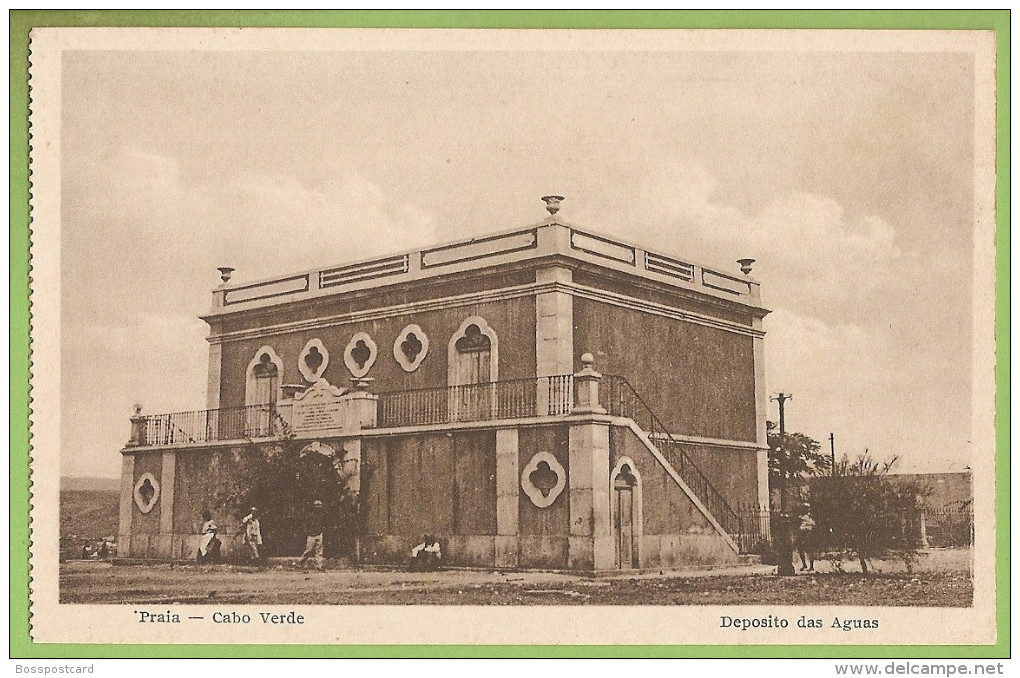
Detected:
left=133, top=472, right=160, bottom=514
left=521, top=452, right=567, bottom=508
left=344, top=332, right=378, bottom=378
left=297, top=338, right=329, bottom=382
left=394, top=324, right=429, bottom=372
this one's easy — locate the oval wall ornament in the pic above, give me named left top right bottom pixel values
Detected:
left=521, top=451, right=566, bottom=509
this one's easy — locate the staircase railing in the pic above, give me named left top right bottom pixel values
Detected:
left=600, top=375, right=743, bottom=543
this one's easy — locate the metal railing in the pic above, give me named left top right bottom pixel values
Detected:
left=140, top=403, right=293, bottom=446
left=735, top=505, right=776, bottom=555
left=377, top=375, right=573, bottom=427
left=599, top=375, right=743, bottom=545
left=134, top=372, right=748, bottom=550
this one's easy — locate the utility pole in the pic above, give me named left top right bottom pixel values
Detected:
left=770, top=393, right=793, bottom=511
left=829, top=433, right=836, bottom=476
left=769, top=392, right=795, bottom=576
left=773, top=392, right=792, bottom=435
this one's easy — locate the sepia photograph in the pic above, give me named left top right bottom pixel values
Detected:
left=25, top=24, right=998, bottom=647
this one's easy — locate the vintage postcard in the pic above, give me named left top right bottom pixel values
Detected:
left=25, top=25, right=999, bottom=648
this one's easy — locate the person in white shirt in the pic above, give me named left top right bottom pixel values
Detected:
left=239, top=507, right=263, bottom=563
left=197, top=510, right=219, bottom=563
left=410, top=535, right=442, bottom=571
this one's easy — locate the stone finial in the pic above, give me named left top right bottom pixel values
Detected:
left=217, top=267, right=235, bottom=284
left=541, top=195, right=565, bottom=216
left=737, top=258, right=756, bottom=275
left=133, top=403, right=143, bottom=415
left=580, top=352, right=595, bottom=368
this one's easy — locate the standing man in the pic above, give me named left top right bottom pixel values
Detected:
left=298, top=500, right=325, bottom=571
left=239, top=507, right=263, bottom=563
left=795, top=502, right=817, bottom=572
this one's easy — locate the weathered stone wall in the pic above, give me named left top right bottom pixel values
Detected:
left=574, top=298, right=757, bottom=442
left=361, top=429, right=500, bottom=566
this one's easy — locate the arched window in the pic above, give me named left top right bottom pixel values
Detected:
left=448, top=316, right=499, bottom=386
left=447, top=317, right=499, bottom=420
left=245, top=347, right=283, bottom=436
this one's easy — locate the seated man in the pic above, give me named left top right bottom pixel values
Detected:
left=409, top=535, right=442, bottom=571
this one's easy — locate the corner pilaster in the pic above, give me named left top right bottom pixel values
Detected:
left=206, top=342, right=223, bottom=410
left=752, top=317, right=770, bottom=508
left=117, top=454, right=135, bottom=558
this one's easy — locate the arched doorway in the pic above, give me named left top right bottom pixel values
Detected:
left=611, top=459, right=642, bottom=570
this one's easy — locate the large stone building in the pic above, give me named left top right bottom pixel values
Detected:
left=118, top=197, right=771, bottom=571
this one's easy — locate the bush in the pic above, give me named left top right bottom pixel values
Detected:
left=810, top=454, right=929, bottom=574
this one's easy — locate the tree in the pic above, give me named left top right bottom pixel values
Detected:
left=810, top=453, right=930, bottom=574
left=767, top=421, right=828, bottom=510
left=216, top=439, right=361, bottom=559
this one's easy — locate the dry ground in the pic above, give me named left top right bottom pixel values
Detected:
left=60, top=548, right=972, bottom=606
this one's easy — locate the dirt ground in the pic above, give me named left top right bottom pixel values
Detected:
left=60, top=547, right=972, bottom=606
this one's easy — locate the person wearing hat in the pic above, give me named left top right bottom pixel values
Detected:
left=298, top=500, right=325, bottom=571
left=795, top=502, right=817, bottom=572
left=238, top=506, right=263, bottom=563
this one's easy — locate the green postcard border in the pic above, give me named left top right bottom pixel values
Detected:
left=9, top=9, right=1009, bottom=659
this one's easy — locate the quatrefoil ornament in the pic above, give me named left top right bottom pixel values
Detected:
left=343, top=332, right=377, bottom=378
left=297, top=339, right=329, bottom=382
left=393, top=324, right=429, bottom=372
left=521, top=452, right=566, bottom=508
left=133, top=472, right=161, bottom=514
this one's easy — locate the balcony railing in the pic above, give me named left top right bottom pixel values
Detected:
left=377, top=375, right=573, bottom=427
left=132, top=372, right=752, bottom=551
left=138, top=403, right=293, bottom=447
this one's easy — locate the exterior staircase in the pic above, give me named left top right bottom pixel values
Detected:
left=599, top=375, right=745, bottom=553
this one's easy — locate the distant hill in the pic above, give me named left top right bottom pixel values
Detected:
left=60, top=477, right=119, bottom=541
left=61, top=476, right=119, bottom=492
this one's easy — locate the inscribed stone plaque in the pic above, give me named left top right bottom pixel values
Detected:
left=291, top=380, right=347, bottom=433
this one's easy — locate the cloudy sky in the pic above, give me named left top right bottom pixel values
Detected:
left=59, top=33, right=984, bottom=478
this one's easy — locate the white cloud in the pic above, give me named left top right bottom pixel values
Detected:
left=60, top=147, right=439, bottom=477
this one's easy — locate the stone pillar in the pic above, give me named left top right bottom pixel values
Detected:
left=494, top=428, right=520, bottom=568
left=341, top=440, right=362, bottom=496
left=573, top=354, right=606, bottom=415
left=117, top=454, right=135, bottom=558
left=345, top=378, right=379, bottom=429
left=157, top=450, right=176, bottom=558
left=127, top=405, right=147, bottom=447
left=568, top=421, right=613, bottom=571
